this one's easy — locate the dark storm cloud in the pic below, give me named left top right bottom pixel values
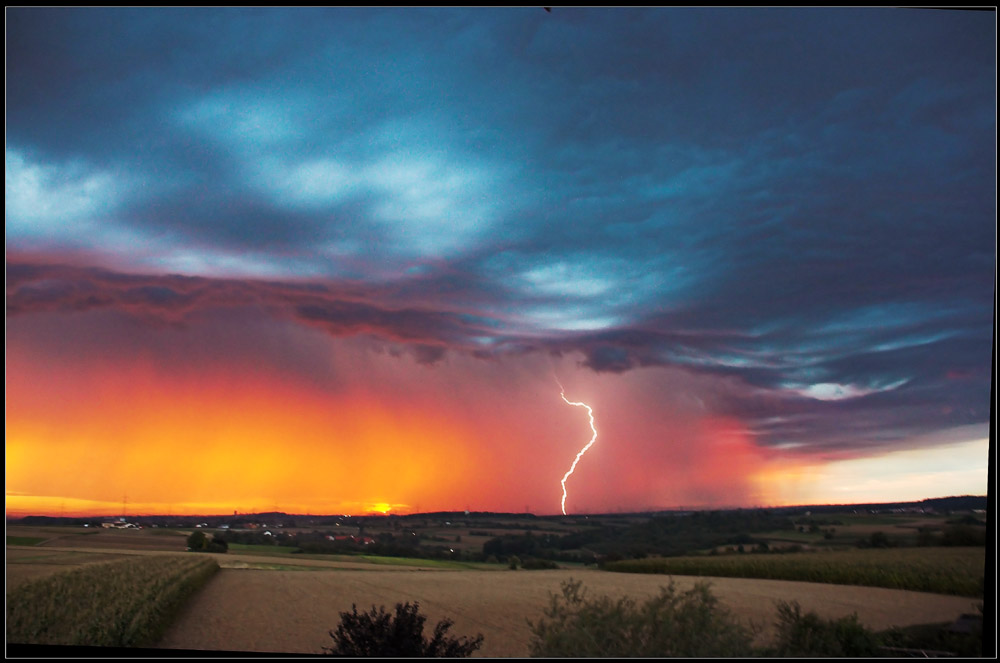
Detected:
left=5, top=259, right=510, bottom=354
left=5, top=8, right=994, bottom=457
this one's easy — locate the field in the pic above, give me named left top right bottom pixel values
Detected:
left=6, top=524, right=983, bottom=657
left=606, top=547, right=986, bottom=597
left=7, top=553, right=218, bottom=647
left=153, top=566, right=980, bottom=657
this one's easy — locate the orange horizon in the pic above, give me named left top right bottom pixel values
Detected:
left=6, top=492, right=986, bottom=521
left=6, top=324, right=990, bottom=521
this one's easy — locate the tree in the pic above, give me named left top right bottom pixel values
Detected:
left=941, top=524, right=986, bottom=546
left=205, top=535, right=228, bottom=553
left=187, top=529, right=227, bottom=553
left=323, top=601, right=483, bottom=657
left=187, top=530, right=207, bottom=550
left=868, top=531, right=891, bottom=548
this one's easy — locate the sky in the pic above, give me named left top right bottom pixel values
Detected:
left=5, top=7, right=995, bottom=518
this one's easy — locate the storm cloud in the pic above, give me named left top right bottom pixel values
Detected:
left=5, top=8, right=994, bottom=511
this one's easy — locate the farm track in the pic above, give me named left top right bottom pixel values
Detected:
left=156, top=566, right=981, bottom=658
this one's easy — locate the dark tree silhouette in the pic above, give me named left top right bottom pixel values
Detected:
left=186, top=530, right=206, bottom=550
left=323, top=601, right=483, bottom=657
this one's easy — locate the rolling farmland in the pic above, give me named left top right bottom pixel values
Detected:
left=6, top=524, right=983, bottom=658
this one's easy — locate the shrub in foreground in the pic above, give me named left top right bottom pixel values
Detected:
left=765, top=600, right=882, bottom=657
left=527, top=579, right=928, bottom=658
left=323, top=601, right=483, bottom=657
left=528, top=578, right=756, bottom=657
left=6, top=555, right=219, bottom=647
left=879, top=604, right=984, bottom=658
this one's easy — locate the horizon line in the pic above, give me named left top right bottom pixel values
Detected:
left=6, top=494, right=987, bottom=522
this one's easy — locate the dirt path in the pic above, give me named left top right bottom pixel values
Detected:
left=156, top=567, right=980, bottom=658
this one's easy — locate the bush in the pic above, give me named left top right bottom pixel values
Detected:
left=187, top=530, right=227, bottom=553
left=869, top=531, right=891, bottom=548
left=941, top=525, right=986, bottom=546
left=528, top=579, right=756, bottom=657
left=858, top=531, right=892, bottom=549
left=766, top=600, right=882, bottom=657
left=508, top=555, right=521, bottom=570
left=205, top=535, right=228, bottom=553
left=186, top=530, right=206, bottom=550
left=323, top=601, right=483, bottom=657
left=879, top=604, right=984, bottom=657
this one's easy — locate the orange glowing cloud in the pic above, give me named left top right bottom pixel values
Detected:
left=6, top=304, right=883, bottom=519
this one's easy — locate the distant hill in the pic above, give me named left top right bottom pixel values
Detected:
left=919, top=495, right=988, bottom=511
left=767, top=495, right=987, bottom=516
left=6, top=496, right=987, bottom=525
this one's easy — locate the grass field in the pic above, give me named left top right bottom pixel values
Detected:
left=752, top=513, right=959, bottom=549
left=6, top=554, right=219, bottom=647
left=342, top=554, right=495, bottom=570
left=227, top=543, right=301, bottom=555
left=605, top=547, right=986, bottom=597
left=7, top=536, right=47, bottom=546
left=226, top=543, right=497, bottom=569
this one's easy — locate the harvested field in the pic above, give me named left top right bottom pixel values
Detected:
left=156, top=567, right=981, bottom=658
left=38, top=531, right=189, bottom=551
left=5, top=525, right=189, bottom=551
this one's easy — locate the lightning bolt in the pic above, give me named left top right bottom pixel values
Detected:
left=555, top=377, right=597, bottom=515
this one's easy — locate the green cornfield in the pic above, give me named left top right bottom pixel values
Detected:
left=605, top=547, right=985, bottom=598
left=6, top=554, right=219, bottom=647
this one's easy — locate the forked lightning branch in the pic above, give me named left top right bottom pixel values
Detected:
left=556, top=381, right=598, bottom=516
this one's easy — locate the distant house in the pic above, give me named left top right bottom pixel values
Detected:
left=325, top=534, right=375, bottom=545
